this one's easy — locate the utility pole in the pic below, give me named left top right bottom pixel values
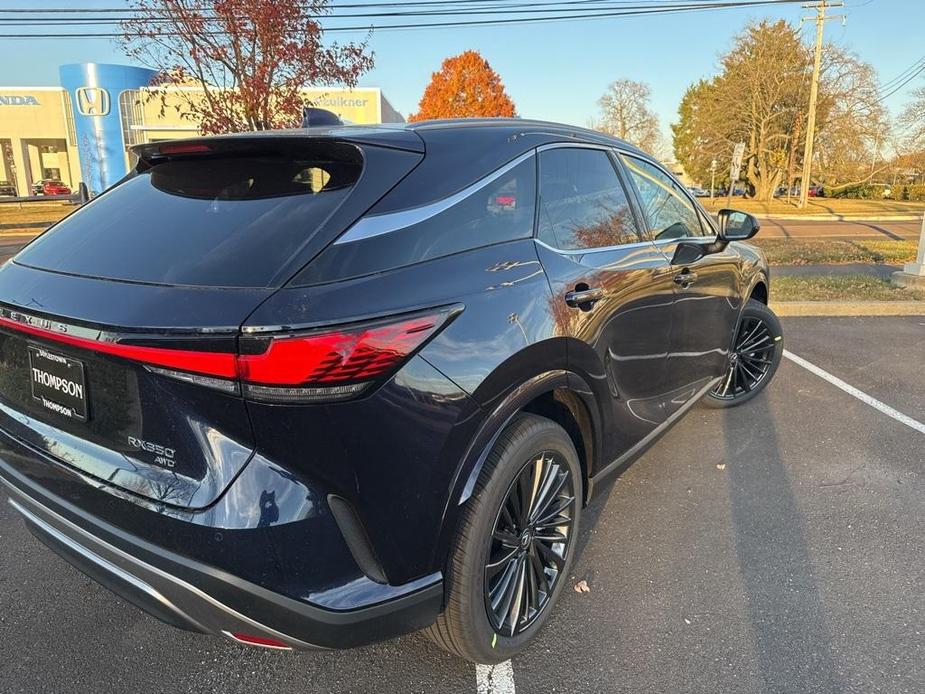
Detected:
left=798, top=1, right=844, bottom=208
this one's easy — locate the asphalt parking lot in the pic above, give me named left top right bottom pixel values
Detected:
left=0, top=316, right=923, bottom=694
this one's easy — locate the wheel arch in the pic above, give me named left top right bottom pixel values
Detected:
left=433, top=369, right=602, bottom=571
left=749, top=277, right=769, bottom=304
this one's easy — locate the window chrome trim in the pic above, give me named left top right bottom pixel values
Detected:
left=334, top=150, right=536, bottom=245
left=534, top=237, right=657, bottom=257
left=536, top=142, right=613, bottom=153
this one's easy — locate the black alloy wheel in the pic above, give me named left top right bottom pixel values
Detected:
left=705, top=298, right=783, bottom=408
left=426, top=413, right=582, bottom=664
left=484, top=451, right=575, bottom=637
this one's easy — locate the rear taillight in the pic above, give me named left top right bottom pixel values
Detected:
left=0, top=315, right=238, bottom=377
left=158, top=142, right=212, bottom=156
left=0, top=308, right=458, bottom=404
left=237, top=309, right=456, bottom=402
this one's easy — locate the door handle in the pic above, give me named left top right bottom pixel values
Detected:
left=565, top=287, right=604, bottom=308
left=673, top=270, right=698, bottom=286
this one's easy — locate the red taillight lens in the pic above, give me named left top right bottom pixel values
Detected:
left=0, top=316, right=238, bottom=378
left=0, top=307, right=457, bottom=403
left=158, top=142, right=212, bottom=155
left=239, top=314, right=443, bottom=387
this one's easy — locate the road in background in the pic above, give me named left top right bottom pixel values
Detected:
left=757, top=218, right=920, bottom=240
left=0, top=316, right=922, bottom=694
left=0, top=236, right=31, bottom=264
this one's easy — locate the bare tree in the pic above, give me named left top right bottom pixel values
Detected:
left=899, top=83, right=925, bottom=153
left=594, top=79, right=662, bottom=154
left=814, top=47, right=889, bottom=188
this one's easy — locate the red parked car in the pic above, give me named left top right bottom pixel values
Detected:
left=31, top=179, right=71, bottom=196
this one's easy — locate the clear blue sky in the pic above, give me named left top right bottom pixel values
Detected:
left=0, top=0, right=921, bottom=138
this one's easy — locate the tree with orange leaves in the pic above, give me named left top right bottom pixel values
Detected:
left=409, top=50, right=516, bottom=122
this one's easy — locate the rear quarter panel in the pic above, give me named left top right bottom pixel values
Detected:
left=243, top=240, right=564, bottom=582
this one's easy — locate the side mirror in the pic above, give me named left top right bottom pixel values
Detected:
left=717, top=208, right=760, bottom=242
left=670, top=208, right=760, bottom=266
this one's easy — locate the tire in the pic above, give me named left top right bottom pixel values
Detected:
left=703, top=298, right=783, bottom=409
left=426, top=413, right=582, bottom=664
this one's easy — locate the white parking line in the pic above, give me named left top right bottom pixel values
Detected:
left=476, top=661, right=516, bottom=694
left=784, top=349, right=925, bottom=435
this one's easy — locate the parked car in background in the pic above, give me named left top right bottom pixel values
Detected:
left=31, top=179, right=71, bottom=196
left=687, top=186, right=709, bottom=197
left=808, top=185, right=825, bottom=197
left=0, top=181, right=16, bottom=197
left=0, top=118, right=780, bottom=664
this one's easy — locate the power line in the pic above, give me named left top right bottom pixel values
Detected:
left=0, top=1, right=800, bottom=24
left=874, top=62, right=925, bottom=104
left=872, top=55, right=925, bottom=103
left=0, top=0, right=809, bottom=37
left=0, top=0, right=743, bottom=12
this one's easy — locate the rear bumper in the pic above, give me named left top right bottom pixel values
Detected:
left=0, top=455, right=444, bottom=651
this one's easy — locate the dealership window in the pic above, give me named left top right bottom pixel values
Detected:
left=119, top=90, right=145, bottom=148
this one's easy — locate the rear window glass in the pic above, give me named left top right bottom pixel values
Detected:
left=298, top=156, right=536, bottom=284
left=15, top=144, right=362, bottom=288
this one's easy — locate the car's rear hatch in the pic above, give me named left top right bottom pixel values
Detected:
left=0, top=131, right=423, bottom=509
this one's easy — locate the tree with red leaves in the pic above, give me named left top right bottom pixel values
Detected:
left=409, top=50, right=516, bottom=122
left=120, top=0, right=374, bottom=134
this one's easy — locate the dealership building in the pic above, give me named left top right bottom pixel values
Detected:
left=0, top=62, right=403, bottom=197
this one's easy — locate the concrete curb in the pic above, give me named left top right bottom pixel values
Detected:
left=771, top=301, right=925, bottom=316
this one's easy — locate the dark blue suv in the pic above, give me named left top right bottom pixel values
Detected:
left=0, top=119, right=780, bottom=663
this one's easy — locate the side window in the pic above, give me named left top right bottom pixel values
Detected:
left=537, top=148, right=641, bottom=251
left=621, top=155, right=705, bottom=240
left=297, top=157, right=537, bottom=283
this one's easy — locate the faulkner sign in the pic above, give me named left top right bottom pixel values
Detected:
left=0, top=95, right=40, bottom=106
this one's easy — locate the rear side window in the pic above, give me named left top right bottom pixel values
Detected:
left=537, top=147, right=640, bottom=250
left=15, top=143, right=362, bottom=288
left=620, top=155, right=705, bottom=240
left=299, top=156, right=536, bottom=284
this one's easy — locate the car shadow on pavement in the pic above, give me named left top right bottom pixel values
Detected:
left=724, top=395, right=843, bottom=694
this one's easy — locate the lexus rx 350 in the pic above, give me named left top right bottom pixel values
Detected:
left=0, top=119, right=781, bottom=663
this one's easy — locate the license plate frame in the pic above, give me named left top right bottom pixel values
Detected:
left=28, top=345, right=88, bottom=421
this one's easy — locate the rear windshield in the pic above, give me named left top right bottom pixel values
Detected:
left=15, top=143, right=362, bottom=288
